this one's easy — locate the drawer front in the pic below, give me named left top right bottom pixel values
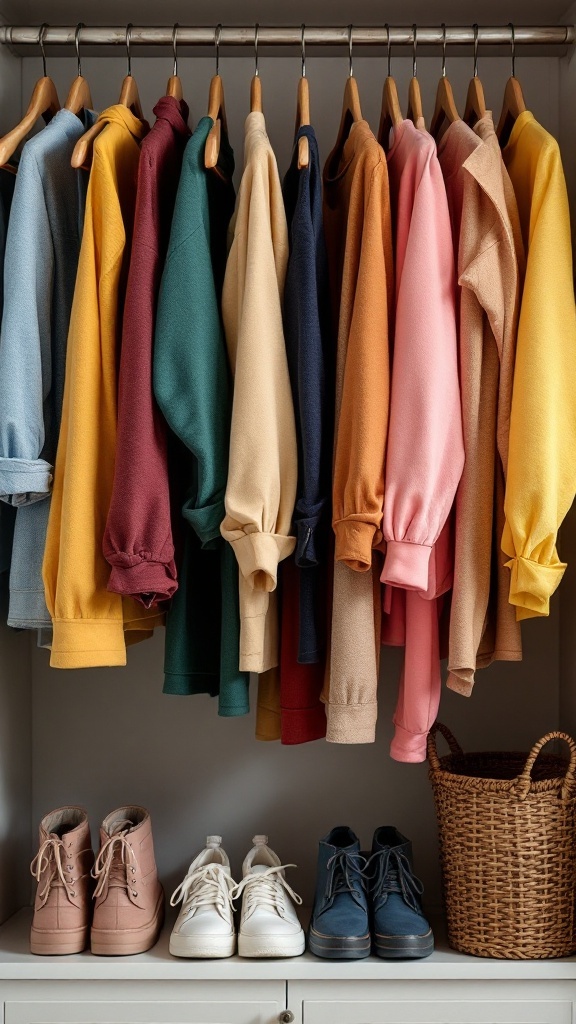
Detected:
left=300, top=999, right=572, bottom=1024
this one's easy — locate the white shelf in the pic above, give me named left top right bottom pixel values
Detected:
left=1, top=909, right=575, bottom=981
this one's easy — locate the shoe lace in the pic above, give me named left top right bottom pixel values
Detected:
left=91, top=827, right=136, bottom=898
left=231, top=865, right=303, bottom=920
left=170, top=864, right=236, bottom=922
left=321, top=850, right=368, bottom=913
left=30, top=838, right=68, bottom=902
left=364, top=848, right=424, bottom=913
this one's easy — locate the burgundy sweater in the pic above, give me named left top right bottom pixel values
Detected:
left=104, top=96, right=191, bottom=605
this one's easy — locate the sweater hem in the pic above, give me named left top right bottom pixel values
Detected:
left=281, top=703, right=327, bottom=744
left=50, top=618, right=127, bottom=669
left=0, top=457, right=53, bottom=506
left=7, top=588, right=50, bottom=630
left=256, top=702, right=281, bottom=741
left=162, top=672, right=219, bottom=698
left=326, top=701, right=377, bottom=744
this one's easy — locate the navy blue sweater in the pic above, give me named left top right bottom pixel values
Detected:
left=282, top=125, right=333, bottom=664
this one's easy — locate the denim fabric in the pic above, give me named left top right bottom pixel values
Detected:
left=0, top=108, right=95, bottom=631
left=368, top=826, right=431, bottom=937
left=310, top=826, right=369, bottom=938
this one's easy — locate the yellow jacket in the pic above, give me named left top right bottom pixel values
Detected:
left=43, top=107, right=163, bottom=668
left=502, top=111, right=576, bottom=619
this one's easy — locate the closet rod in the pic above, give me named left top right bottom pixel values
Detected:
left=0, top=24, right=574, bottom=49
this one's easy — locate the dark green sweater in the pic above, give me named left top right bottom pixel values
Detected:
left=154, top=116, right=249, bottom=716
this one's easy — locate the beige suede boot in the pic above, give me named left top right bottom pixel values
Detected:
left=91, top=806, right=164, bottom=955
left=30, top=806, right=94, bottom=955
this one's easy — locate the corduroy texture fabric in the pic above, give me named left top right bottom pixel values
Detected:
left=154, top=115, right=249, bottom=716
left=43, top=106, right=164, bottom=668
left=220, top=111, right=297, bottom=693
left=0, top=109, right=95, bottom=634
left=104, top=95, right=190, bottom=607
left=438, top=115, right=523, bottom=697
left=322, top=121, right=393, bottom=744
left=502, top=111, right=576, bottom=619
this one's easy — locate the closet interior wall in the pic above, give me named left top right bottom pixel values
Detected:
left=4, top=37, right=565, bottom=916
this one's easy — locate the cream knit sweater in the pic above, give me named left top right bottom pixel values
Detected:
left=221, top=111, right=297, bottom=674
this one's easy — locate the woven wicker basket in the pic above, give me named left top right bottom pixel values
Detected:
left=427, top=722, right=576, bottom=959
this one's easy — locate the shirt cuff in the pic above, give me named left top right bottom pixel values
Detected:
left=505, top=554, right=566, bottom=619
left=390, top=723, right=428, bottom=763
left=333, top=519, right=377, bottom=572
left=49, top=618, right=127, bottom=669
left=381, top=539, right=432, bottom=591
left=325, top=701, right=377, bottom=744
left=0, top=457, right=53, bottom=506
left=107, top=558, right=177, bottom=606
left=224, top=529, right=295, bottom=591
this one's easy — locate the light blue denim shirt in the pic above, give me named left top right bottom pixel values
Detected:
left=0, top=107, right=95, bottom=632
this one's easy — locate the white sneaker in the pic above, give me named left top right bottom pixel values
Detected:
left=169, top=836, right=236, bottom=958
left=233, top=835, right=305, bottom=958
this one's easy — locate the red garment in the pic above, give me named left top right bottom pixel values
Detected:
left=104, top=96, right=190, bottom=606
left=280, top=558, right=327, bottom=744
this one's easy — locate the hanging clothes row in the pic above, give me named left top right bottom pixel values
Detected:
left=0, top=35, right=574, bottom=762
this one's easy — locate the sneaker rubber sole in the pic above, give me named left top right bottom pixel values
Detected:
left=91, top=891, right=165, bottom=956
left=169, top=932, right=236, bottom=958
left=308, top=925, right=371, bottom=960
left=238, top=930, right=305, bottom=958
left=374, top=930, right=435, bottom=959
left=30, top=924, right=89, bottom=955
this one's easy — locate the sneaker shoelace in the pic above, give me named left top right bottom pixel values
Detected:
left=320, top=850, right=368, bottom=913
left=231, top=865, right=303, bottom=921
left=170, top=863, right=236, bottom=922
left=364, top=847, right=424, bottom=913
left=92, top=826, right=136, bottom=898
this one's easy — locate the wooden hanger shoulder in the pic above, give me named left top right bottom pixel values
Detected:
left=463, top=76, right=487, bottom=127
left=496, top=76, right=526, bottom=146
left=119, top=74, right=143, bottom=119
left=430, top=75, right=460, bottom=140
left=64, top=75, right=93, bottom=116
left=250, top=74, right=263, bottom=113
left=71, top=119, right=106, bottom=169
left=378, top=76, right=403, bottom=150
left=166, top=75, right=183, bottom=100
left=296, top=76, right=310, bottom=169
left=205, top=74, right=226, bottom=169
left=407, top=76, right=424, bottom=127
left=0, top=76, right=60, bottom=168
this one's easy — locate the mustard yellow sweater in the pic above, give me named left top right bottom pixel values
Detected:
left=43, top=107, right=164, bottom=668
left=502, top=111, right=576, bottom=619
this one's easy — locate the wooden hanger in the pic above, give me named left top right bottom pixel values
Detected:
left=72, top=24, right=143, bottom=170
left=407, top=25, right=424, bottom=126
left=250, top=24, right=263, bottom=113
left=0, top=24, right=60, bottom=170
left=205, top=26, right=228, bottom=170
left=497, top=24, right=526, bottom=146
left=430, top=27, right=460, bottom=140
left=330, top=25, right=362, bottom=163
left=378, top=25, right=403, bottom=150
left=295, top=26, right=310, bottom=170
left=64, top=24, right=93, bottom=116
left=166, top=24, right=183, bottom=101
left=463, top=24, right=487, bottom=127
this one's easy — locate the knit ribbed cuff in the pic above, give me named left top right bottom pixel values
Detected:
left=228, top=530, right=296, bottom=591
left=505, top=554, right=566, bottom=619
left=50, top=619, right=127, bottom=669
left=107, top=559, right=177, bottom=606
left=333, top=520, right=376, bottom=572
left=390, top=723, right=428, bottom=763
left=381, top=539, right=432, bottom=591
left=325, top=701, right=377, bottom=744
left=0, top=457, right=53, bottom=506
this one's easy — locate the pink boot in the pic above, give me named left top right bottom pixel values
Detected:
left=91, top=806, right=164, bottom=955
left=30, top=806, right=94, bottom=955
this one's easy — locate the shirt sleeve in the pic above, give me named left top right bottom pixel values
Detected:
left=0, top=151, right=54, bottom=505
left=103, top=152, right=177, bottom=607
left=381, top=147, right=463, bottom=592
left=221, top=156, right=297, bottom=594
left=332, top=163, right=390, bottom=572
left=502, top=144, right=576, bottom=618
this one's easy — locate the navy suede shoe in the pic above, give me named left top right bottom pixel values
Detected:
left=367, top=826, right=434, bottom=959
left=308, top=826, right=370, bottom=959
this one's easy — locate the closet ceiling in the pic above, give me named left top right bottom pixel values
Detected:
left=3, top=0, right=573, bottom=25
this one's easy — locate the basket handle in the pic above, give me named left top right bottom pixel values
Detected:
left=515, top=731, right=576, bottom=802
left=427, top=722, right=463, bottom=773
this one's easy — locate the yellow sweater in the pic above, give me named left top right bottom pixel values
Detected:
left=43, top=107, right=164, bottom=668
left=502, top=111, right=576, bottom=620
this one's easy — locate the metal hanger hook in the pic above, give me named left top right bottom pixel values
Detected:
left=385, top=23, right=391, bottom=77
left=348, top=24, right=353, bottom=78
left=172, top=23, right=179, bottom=77
left=509, top=22, right=516, bottom=77
left=215, top=23, right=222, bottom=75
left=74, top=22, right=84, bottom=77
left=412, top=23, right=417, bottom=78
left=254, top=22, right=259, bottom=77
left=473, top=23, right=479, bottom=77
left=125, top=23, right=133, bottom=77
left=441, top=23, right=447, bottom=77
left=39, top=22, right=48, bottom=78
left=301, top=24, right=306, bottom=78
